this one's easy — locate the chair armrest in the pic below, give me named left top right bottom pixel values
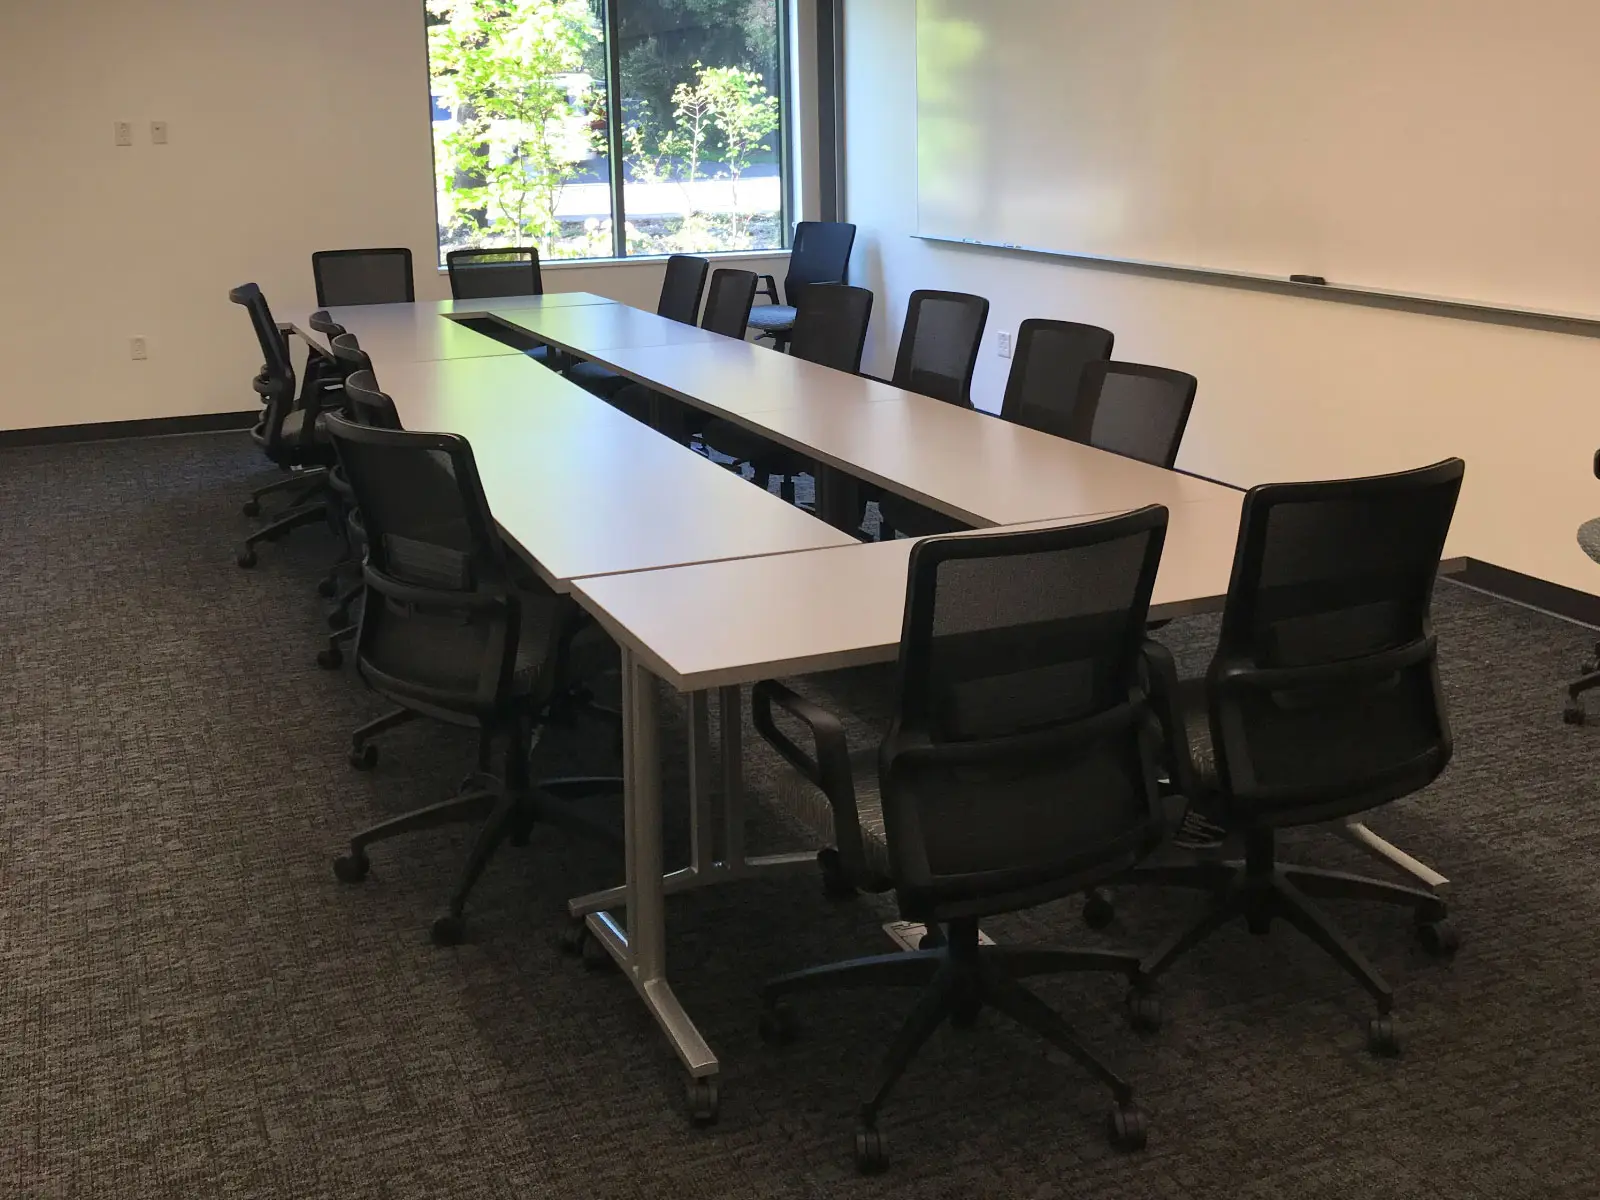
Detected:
left=754, top=274, right=781, bottom=305
left=751, top=679, right=875, bottom=885
left=1139, top=638, right=1205, bottom=813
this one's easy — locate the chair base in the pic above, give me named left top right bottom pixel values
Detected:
left=246, top=466, right=328, bottom=516
left=237, top=501, right=328, bottom=566
left=760, top=918, right=1149, bottom=1172
left=1130, top=830, right=1453, bottom=1048
left=1563, top=648, right=1600, bottom=723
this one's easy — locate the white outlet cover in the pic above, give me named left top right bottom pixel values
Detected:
left=114, top=121, right=133, bottom=147
left=150, top=121, right=168, bottom=144
left=997, top=331, right=1013, bottom=358
left=130, top=337, right=148, bottom=361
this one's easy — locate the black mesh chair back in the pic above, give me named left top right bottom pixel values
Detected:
left=999, top=319, right=1115, bottom=437
left=343, top=369, right=402, bottom=430
left=701, top=268, right=758, bottom=338
left=783, top=221, right=857, bottom=301
left=1205, top=458, right=1465, bottom=825
left=1073, top=361, right=1197, bottom=469
left=891, top=290, right=989, bottom=408
left=879, top=507, right=1170, bottom=920
left=446, top=247, right=543, bottom=300
left=312, top=248, right=416, bottom=307
left=325, top=414, right=544, bottom=720
left=228, top=282, right=299, bottom=456
left=788, top=283, right=874, bottom=373
left=658, top=254, right=710, bottom=324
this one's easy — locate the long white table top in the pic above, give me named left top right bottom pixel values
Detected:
left=573, top=496, right=1248, bottom=692
left=288, top=303, right=528, bottom=363
left=473, top=301, right=722, bottom=356
left=506, top=325, right=1235, bottom=526
left=377, top=356, right=857, bottom=591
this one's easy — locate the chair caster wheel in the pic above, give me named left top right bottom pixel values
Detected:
left=1416, top=916, right=1459, bottom=957
left=854, top=1124, right=888, bottom=1174
left=348, top=744, right=378, bottom=771
left=431, top=914, right=467, bottom=947
left=685, top=1075, right=720, bottom=1127
left=558, top=916, right=589, bottom=956
left=236, top=548, right=258, bottom=569
left=758, top=1001, right=797, bottom=1046
left=1367, top=1015, right=1401, bottom=1057
left=242, top=499, right=261, bottom=517
left=581, top=934, right=614, bottom=972
left=1126, top=988, right=1162, bottom=1033
left=916, top=924, right=946, bottom=950
left=817, top=847, right=855, bottom=900
left=1083, top=888, right=1115, bottom=930
left=1564, top=704, right=1586, bottom=725
left=316, top=575, right=337, bottom=597
left=333, top=852, right=369, bottom=883
left=1107, top=1103, right=1148, bottom=1152
left=316, top=647, right=343, bottom=670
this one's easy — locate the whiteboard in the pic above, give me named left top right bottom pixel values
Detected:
left=917, top=0, right=1600, bottom=320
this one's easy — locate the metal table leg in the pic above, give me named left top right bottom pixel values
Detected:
left=580, top=650, right=721, bottom=1122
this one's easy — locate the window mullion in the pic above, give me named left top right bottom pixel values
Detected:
left=605, top=0, right=628, bottom=259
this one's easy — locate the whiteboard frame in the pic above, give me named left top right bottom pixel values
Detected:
left=914, top=234, right=1600, bottom=339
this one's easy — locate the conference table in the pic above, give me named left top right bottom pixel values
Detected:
left=287, top=289, right=1454, bottom=1121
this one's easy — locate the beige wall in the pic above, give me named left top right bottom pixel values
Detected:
left=0, top=0, right=787, bottom=432
left=844, top=0, right=1600, bottom=594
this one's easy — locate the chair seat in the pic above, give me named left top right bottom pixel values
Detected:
left=747, top=304, right=797, bottom=333
left=699, top=418, right=806, bottom=471
left=771, top=746, right=894, bottom=883
left=569, top=359, right=628, bottom=398
left=1579, top=516, right=1600, bottom=565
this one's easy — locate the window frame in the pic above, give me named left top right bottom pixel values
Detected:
left=425, top=0, right=796, bottom=268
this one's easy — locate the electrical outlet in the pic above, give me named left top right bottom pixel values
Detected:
left=130, top=337, right=148, bottom=361
left=150, top=121, right=168, bottom=145
left=114, top=121, right=133, bottom=147
left=997, top=331, right=1013, bottom=359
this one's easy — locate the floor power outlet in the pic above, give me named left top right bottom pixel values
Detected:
left=882, top=920, right=996, bottom=952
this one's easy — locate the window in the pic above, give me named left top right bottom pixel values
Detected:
left=426, top=1, right=789, bottom=266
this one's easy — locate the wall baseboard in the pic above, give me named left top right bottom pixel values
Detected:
left=1457, top=558, right=1600, bottom=628
left=0, top=410, right=258, bottom=448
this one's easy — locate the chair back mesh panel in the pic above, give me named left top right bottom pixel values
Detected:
left=325, top=414, right=524, bottom=715
left=788, top=284, right=873, bottom=374
left=312, top=248, right=416, bottom=306
left=782, top=221, right=857, bottom=302
left=701, top=268, right=758, bottom=338
left=880, top=508, right=1169, bottom=915
left=658, top=255, right=709, bottom=324
left=1000, top=319, right=1114, bottom=437
left=344, top=370, right=403, bottom=431
left=1072, top=361, right=1197, bottom=469
left=891, top=290, right=989, bottom=407
left=446, top=248, right=543, bottom=299
left=228, top=282, right=297, bottom=455
left=1206, top=458, right=1464, bottom=820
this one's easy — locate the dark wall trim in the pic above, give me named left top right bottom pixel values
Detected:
left=0, top=410, right=257, bottom=449
left=1454, top=558, right=1600, bottom=628
left=815, top=0, right=842, bottom=222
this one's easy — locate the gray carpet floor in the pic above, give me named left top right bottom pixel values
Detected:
left=5, top=430, right=1600, bottom=1199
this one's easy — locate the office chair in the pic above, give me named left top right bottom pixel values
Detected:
left=324, top=413, right=622, bottom=945
left=228, top=283, right=335, bottom=567
left=1562, top=453, right=1600, bottom=723
left=311, top=247, right=416, bottom=306
left=446, top=247, right=543, bottom=299
left=872, top=289, right=990, bottom=538
left=1111, top=459, right=1466, bottom=1056
left=1066, top=361, right=1197, bottom=469
left=313, top=336, right=383, bottom=669
left=611, top=268, right=757, bottom=431
left=698, top=283, right=875, bottom=503
left=748, top=221, right=858, bottom=350
left=998, top=318, right=1115, bottom=437
left=569, top=254, right=709, bottom=399
left=752, top=509, right=1172, bottom=1172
